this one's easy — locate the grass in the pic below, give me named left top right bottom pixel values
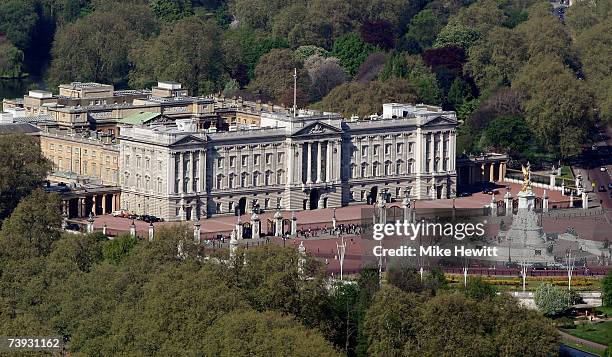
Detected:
left=559, top=165, right=575, bottom=181
left=562, top=321, right=612, bottom=346
left=445, top=275, right=601, bottom=292
left=561, top=338, right=606, bottom=356
left=596, top=307, right=612, bottom=316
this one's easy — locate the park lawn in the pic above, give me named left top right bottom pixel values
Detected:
left=559, top=166, right=575, bottom=181
left=561, top=338, right=606, bottom=357
left=596, top=306, right=612, bottom=316
left=563, top=321, right=612, bottom=346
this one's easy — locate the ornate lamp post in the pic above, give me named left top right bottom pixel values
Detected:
left=336, top=236, right=347, bottom=281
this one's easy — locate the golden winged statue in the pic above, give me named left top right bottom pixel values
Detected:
left=521, top=162, right=531, bottom=192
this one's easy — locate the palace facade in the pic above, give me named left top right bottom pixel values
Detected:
left=119, top=103, right=458, bottom=220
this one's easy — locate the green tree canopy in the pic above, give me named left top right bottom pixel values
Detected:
left=247, top=48, right=310, bottom=104
left=331, top=32, right=378, bottom=76
left=129, top=16, right=222, bottom=95
left=0, top=134, right=51, bottom=220
left=534, top=283, right=572, bottom=316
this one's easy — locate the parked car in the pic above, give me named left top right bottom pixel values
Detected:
left=65, top=223, right=80, bottom=231
left=111, top=210, right=125, bottom=217
left=600, top=166, right=607, bottom=172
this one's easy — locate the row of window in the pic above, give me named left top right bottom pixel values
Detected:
left=48, top=144, right=116, bottom=164
left=359, top=143, right=414, bottom=157
left=218, top=152, right=284, bottom=168
left=216, top=170, right=284, bottom=189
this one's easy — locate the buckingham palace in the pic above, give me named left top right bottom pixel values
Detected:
left=119, top=102, right=457, bottom=221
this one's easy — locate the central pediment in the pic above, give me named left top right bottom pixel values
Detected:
left=422, top=115, right=457, bottom=127
left=291, top=121, right=342, bottom=137
left=170, top=135, right=207, bottom=147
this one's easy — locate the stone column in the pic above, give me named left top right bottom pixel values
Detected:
left=286, top=142, right=294, bottom=185
left=504, top=191, right=513, bottom=216
left=316, top=141, right=322, bottom=183
left=86, top=213, right=94, bottom=233
left=306, top=143, right=312, bottom=184
left=542, top=190, right=549, bottom=213
left=582, top=191, right=588, bottom=210
left=251, top=212, right=260, bottom=240
left=569, top=192, right=574, bottom=207
left=489, top=163, right=495, bottom=182
left=91, top=195, right=97, bottom=215
left=78, top=197, right=84, bottom=218
left=274, top=210, right=283, bottom=237
left=193, top=221, right=201, bottom=243
left=148, top=222, right=154, bottom=241
left=199, top=150, right=206, bottom=193
left=235, top=216, right=243, bottom=240
left=169, top=153, right=176, bottom=194
left=129, top=220, right=136, bottom=237
left=326, top=141, right=332, bottom=182
left=102, top=194, right=107, bottom=214
left=499, top=162, right=505, bottom=182
left=179, top=152, right=184, bottom=193
left=291, top=211, right=297, bottom=237
left=549, top=174, right=556, bottom=190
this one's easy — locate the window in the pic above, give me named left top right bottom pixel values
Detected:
left=361, top=191, right=366, bottom=201
left=229, top=202, right=234, bottom=213
left=265, top=153, right=272, bottom=165
left=396, top=187, right=401, bottom=197
left=136, top=156, right=141, bottom=168
left=408, top=143, right=414, bottom=153
left=106, top=155, right=110, bottom=164
left=145, top=158, right=150, bottom=170
left=384, top=162, right=390, bottom=175
left=396, top=162, right=401, bottom=175
left=241, top=155, right=248, bottom=166
left=277, top=170, right=283, bottom=185
left=426, top=159, right=431, bottom=173
left=125, top=155, right=130, bottom=166
left=230, top=156, right=236, bottom=167
left=361, top=164, right=367, bottom=177
left=277, top=152, right=284, bottom=163
left=373, top=163, right=379, bottom=176
left=218, top=157, right=223, bottom=168
left=265, top=171, right=271, bottom=185
left=396, top=143, right=403, bottom=154
left=241, top=173, right=247, bottom=187
left=384, top=144, right=391, bottom=155
left=254, top=154, right=260, bottom=165
left=265, top=198, right=270, bottom=209
left=253, top=172, right=259, bottom=186
left=361, top=146, right=368, bottom=157
left=444, top=158, right=449, bottom=171
left=83, top=161, right=88, bottom=174
left=229, top=175, right=235, bottom=188
left=216, top=175, right=223, bottom=189
left=216, top=203, right=222, bottom=212
left=373, top=145, right=379, bottom=156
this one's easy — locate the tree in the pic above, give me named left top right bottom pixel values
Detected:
left=380, top=53, right=442, bottom=105
left=480, top=115, right=533, bottom=156
left=434, top=24, right=481, bottom=50
left=318, top=79, right=417, bottom=117
left=150, top=0, right=193, bottom=22
left=304, top=55, right=348, bottom=102
left=0, top=189, right=61, bottom=259
left=603, top=271, right=612, bottom=307
left=247, top=49, right=310, bottom=104
left=513, top=57, right=595, bottom=157
left=404, top=9, right=445, bottom=51
left=465, top=276, right=497, bottom=300
left=386, top=261, right=423, bottom=293
left=102, top=234, right=137, bottom=264
left=231, top=0, right=290, bottom=30
left=565, top=0, right=611, bottom=37
left=362, top=285, right=421, bottom=356
left=0, top=40, right=23, bottom=78
left=331, top=33, right=378, bottom=76
left=465, top=27, right=528, bottom=91
left=202, top=310, right=341, bottom=356
left=49, top=7, right=156, bottom=86
left=355, top=52, right=387, bottom=83
left=295, top=45, right=329, bottom=61
left=534, top=283, right=571, bottom=316
left=0, top=134, right=51, bottom=221
left=360, top=20, right=394, bottom=50
left=0, top=0, right=38, bottom=51
left=447, top=77, right=474, bottom=109
left=129, top=16, right=222, bottom=95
